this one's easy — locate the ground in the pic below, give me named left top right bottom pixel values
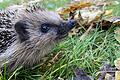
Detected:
left=0, top=0, right=120, bottom=80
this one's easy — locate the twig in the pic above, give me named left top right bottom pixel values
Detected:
left=50, top=51, right=62, bottom=63
left=79, top=23, right=94, bottom=41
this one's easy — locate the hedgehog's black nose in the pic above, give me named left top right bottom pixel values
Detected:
left=57, top=20, right=76, bottom=35
left=67, top=20, right=76, bottom=30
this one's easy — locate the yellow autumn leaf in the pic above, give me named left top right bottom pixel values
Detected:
left=114, top=58, right=120, bottom=70
left=114, top=22, right=120, bottom=25
left=69, top=2, right=92, bottom=10
left=115, top=71, right=120, bottom=80
left=104, top=9, right=113, bottom=16
left=105, top=73, right=112, bottom=80
left=57, top=8, right=71, bottom=14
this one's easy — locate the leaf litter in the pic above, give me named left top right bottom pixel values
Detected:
left=56, top=0, right=120, bottom=80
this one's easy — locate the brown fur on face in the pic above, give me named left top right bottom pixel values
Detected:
left=0, top=6, right=75, bottom=71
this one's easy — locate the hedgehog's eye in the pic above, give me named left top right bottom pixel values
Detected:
left=41, top=24, right=50, bottom=33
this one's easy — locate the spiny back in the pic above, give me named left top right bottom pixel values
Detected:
left=0, top=4, right=44, bottom=53
left=0, top=9, right=17, bottom=53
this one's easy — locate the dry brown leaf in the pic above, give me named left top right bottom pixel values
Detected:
left=49, top=51, right=62, bottom=63
left=80, top=10, right=103, bottom=23
left=57, top=2, right=92, bottom=15
left=100, top=20, right=113, bottom=30
left=69, top=2, right=92, bottom=10
left=57, top=1, right=120, bottom=38
left=115, top=71, right=120, bottom=80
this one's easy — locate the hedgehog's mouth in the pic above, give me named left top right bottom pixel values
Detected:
left=56, top=19, right=76, bottom=40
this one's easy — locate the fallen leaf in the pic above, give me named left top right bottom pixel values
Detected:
left=100, top=20, right=113, bottom=30
left=97, top=63, right=115, bottom=80
left=105, top=73, right=114, bottom=80
left=109, top=16, right=120, bottom=22
left=96, top=1, right=112, bottom=7
left=105, top=9, right=113, bottom=16
left=73, top=67, right=91, bottom=80
left=74, top=11, right=84, bottom=21
left=80, top=10, right=103, bottom=23
left=115, top=71, right=120, bottom=80
left=69, top=2, right=92, bottom=10
left=114, top=58, right=120, bottom=70
left=109, top=16, right=120, bottom=25
left=57, top=2, right=92, bottom=15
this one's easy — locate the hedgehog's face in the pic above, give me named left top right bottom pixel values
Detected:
left=14, top=10, right=75, bottom=46
left=1, top=9, right=76, bottom=69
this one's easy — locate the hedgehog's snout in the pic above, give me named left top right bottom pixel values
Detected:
left=56, top=19, right=76, bottom=39
left=57, top=20, right=76, bottom=37
left=67, top=20, right=76, bottom=30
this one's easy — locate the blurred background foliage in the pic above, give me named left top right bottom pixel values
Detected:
left=0, top=0, right=70, bottom=10
left=0, top=0, right=20, bottom=9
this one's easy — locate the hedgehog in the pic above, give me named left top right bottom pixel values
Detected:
left=0, top=4, right=76, bottom=71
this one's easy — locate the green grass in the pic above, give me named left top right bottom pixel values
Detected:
left=5, top=27, right=119, bottom=80
left=105, top=1, right=120, bottom=16
left=41, top=0, right=70, bottom=10
left=43, top=28, right=119, bottom=79
left=0, top=0, right=120, bottom=80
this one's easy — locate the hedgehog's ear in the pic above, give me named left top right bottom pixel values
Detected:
left=14, top=20, right=29, bottom=42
